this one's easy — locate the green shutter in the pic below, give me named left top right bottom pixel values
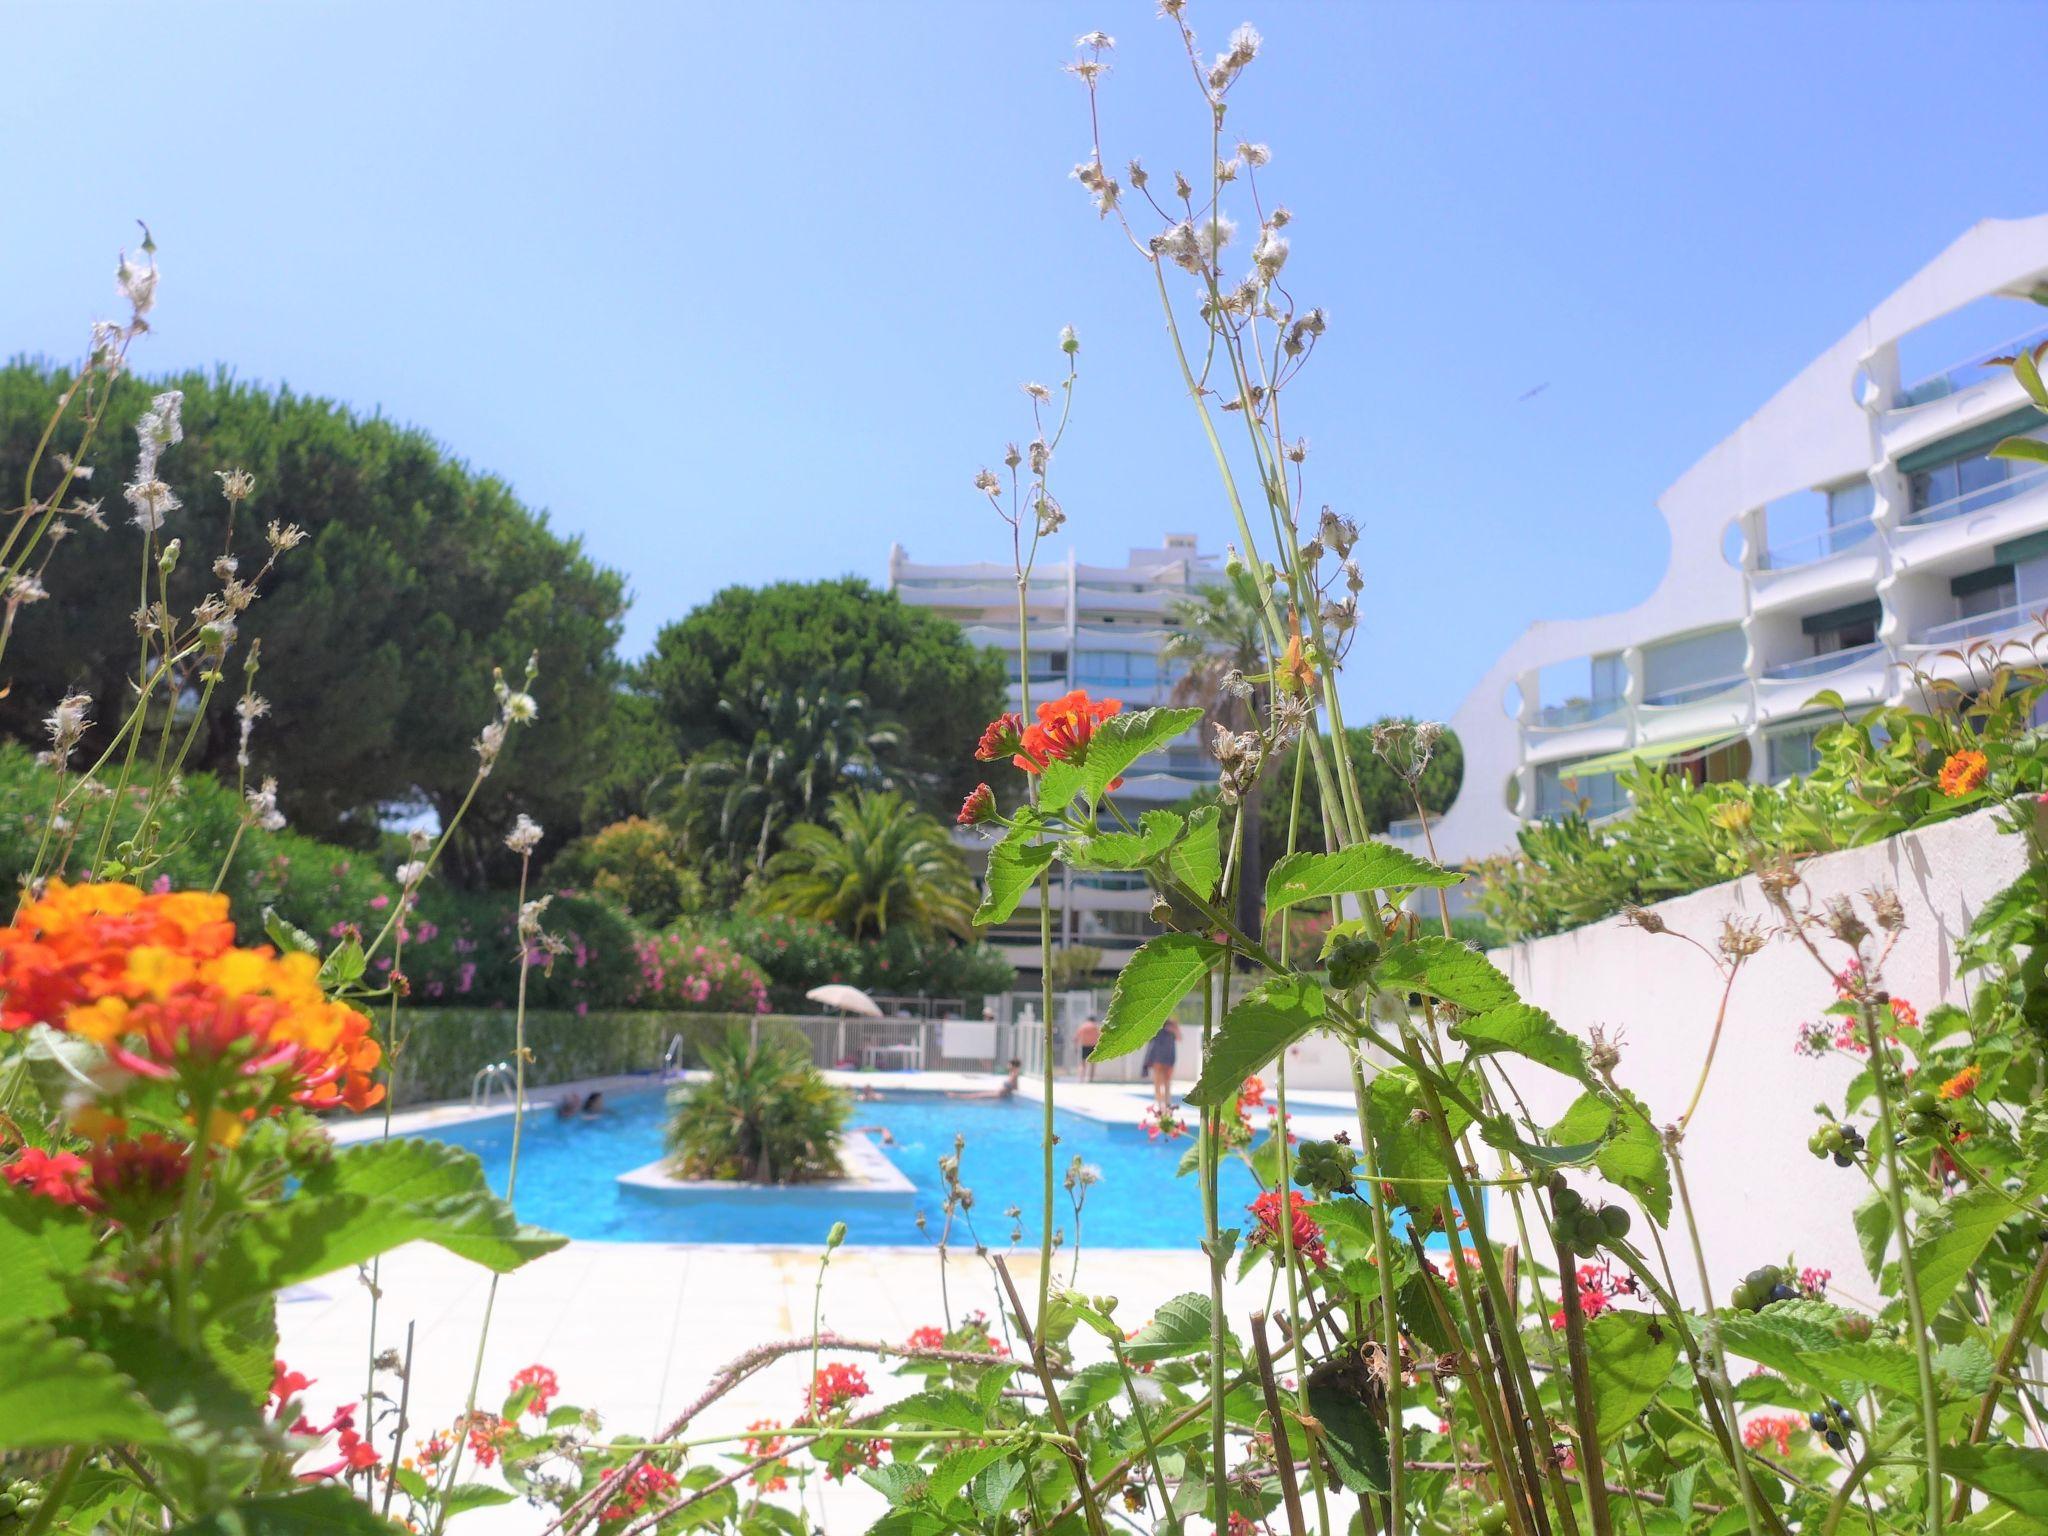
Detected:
left=1801, top=599, right=1882, bottom=636
left=1994, top=529, right=2048, bottom=566
left=1950, top=564, right=2016, bottom=598
left=1895, top=405, right=2048, bottom=475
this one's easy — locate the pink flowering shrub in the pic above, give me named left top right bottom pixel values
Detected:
left=632, top=928, right=772, bottom=1013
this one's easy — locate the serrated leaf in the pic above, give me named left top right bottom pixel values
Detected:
left=1452, top=1003, right=1592, bottom=1085
left=166, top=1486, right=404, bottom=1535
left=929, top=1444, right=1015, bottom=1508
left=1186, top=976, right=1326, bottom=1107
left=1936, top=1338, right=1997, bottom=1395
left=1267, top=843, right=1460, bottom=915
left=1583, top=1310, right=1680, bottom=1437
left=316, top=935, right=366, bottom=991
left=206, top=1139, right=565, bottom=1315
left=1094, top=933, right=1223, bottom=1061
left=1854, top=1190, right=1892, bottom=1283
left=1306, top=1367, right=1389, bottom=1493
left=861, top=1463, right=930, bottom=1507
left=1170, top=803, right=1223, bottom=900
left=1061, top=1361, right=1127, bottom=1416
left=885, top=1389, right=986, bottom=1433
left=1949, top=1444, right=2048, bottom=1519
left=974, top=1362, right=1019, bottom=1414
left=1063, top=809, right=1183, bottom=871
left=263, top=907, right=320, bottom=956
left=0, top=1183, right=95, bottom=1324
left=1365, top=1065, right=1477, bottom=1186
left=1912, top=1182, right=2032, bottom=1319
left=1124, top=1292, right=1213, bottom=1363
left=0, top=1319, right=168, bottom=1450
left=1080, top=706, right=1204, bottom=809
left=974, top=820, right=1057, bottom=928
left=1378, top=937, right=1517, bottom=1012
left=1716, top=1309, right=1921, bottom=1395
left=971, top=1459, right=1026, bottom=1521
left=1035, top=758, right=1087, bottom=818
left=1551, top=1089, right=1670, bottom=1226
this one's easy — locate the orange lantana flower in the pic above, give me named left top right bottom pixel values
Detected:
left=1938, top=1064, right=1981, bottom=1101
left=1014, top=689, right=1123, bottom=785
left=1937, top=748, right=1990, bottom=797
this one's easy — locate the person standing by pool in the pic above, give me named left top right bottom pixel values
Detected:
left=1141, top=1021, right=1179, bottom=1113
left=1075, top=1015, right=1101, bottom=1082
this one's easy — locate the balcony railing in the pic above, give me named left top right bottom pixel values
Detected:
left=1641, top=673, right=1745, bottom=708
left=1760, top=514, right=1878, bottom=572
left=1530, top=697, right=1622, bottom=729
left=1897, top=319, right=2048, bottom=408
left=1916, top=603, right=2044, bottom=647
left=1762, top=642, right=1882, bottom=681
left=1385, top=815, right=1426, bottom=841
left=1903, top=460, right=2048, bottom=529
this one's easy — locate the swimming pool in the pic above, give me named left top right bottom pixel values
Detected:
left=404, top=1088, right=1262, bottom=1248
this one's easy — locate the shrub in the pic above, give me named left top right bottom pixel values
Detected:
left=700, top=911, right=1014, bottom=1008
left=632, top=927, right=772, bottom=1013
left=397, top=887, right=647, bottom=1011
left=378, top=1007, right=758, bottom=1107
left=664, top=1025, right=847, bottom=1182
left=544, top=817, right=703, bottom=927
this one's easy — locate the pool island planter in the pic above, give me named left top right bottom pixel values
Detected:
left=616, top=1131, right=915, bottom=1205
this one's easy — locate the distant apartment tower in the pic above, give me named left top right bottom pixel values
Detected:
left=888, top=533, right=1220, bottom=974
left=1417, top=216, right=2048, bottom=874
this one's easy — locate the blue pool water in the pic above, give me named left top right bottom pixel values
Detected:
left=406, top=1087, right=1263, bottom=1248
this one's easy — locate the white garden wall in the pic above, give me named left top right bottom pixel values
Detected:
left=1488, top=806, right=2029, bottom=1306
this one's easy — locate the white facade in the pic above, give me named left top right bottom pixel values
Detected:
left=1420, top=215, right=2048, bottom=868
left=888, top=534, right=1222, bottom=973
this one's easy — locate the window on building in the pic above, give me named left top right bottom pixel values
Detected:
left=1641, top=627, right=1745, bottom=706
left=1800, top=599, right=1879, bottom=657
left=1952, top=564, right=2018, bottom=621
left=1534, top=761, right=1624, bottom=821
left=1902, top=408, right=2048, bottom=523
left=1767, top=723, right=1824, bottom=782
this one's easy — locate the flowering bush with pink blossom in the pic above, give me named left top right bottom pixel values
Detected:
left=632, top=927, right=771, bottom=1014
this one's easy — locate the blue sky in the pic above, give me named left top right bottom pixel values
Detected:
left=2, top=1, right=2040, bottom=723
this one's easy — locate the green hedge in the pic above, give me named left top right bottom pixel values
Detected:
left=378, top=1008, right=778, bottom=1108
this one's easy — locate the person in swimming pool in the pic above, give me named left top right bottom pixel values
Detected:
left=951, top=1059, right=1023, bottom=1101
left=1141, top=1022, right=1179, bottom=1114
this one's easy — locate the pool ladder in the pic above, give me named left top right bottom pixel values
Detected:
left=470, top=1060, right=516, bottom=1110
left=660, top=1034, right=686, bottom=1080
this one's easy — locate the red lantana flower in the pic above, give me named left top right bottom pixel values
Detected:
left=957, top=783, right=997, bottom=827
left=1014, top=690, right=1124, bottom=786
left=1742, top=1413, right=1803, bottom=1456
left=601, top=1464, right=679, bottom=1525
left=1248, top=1188, right=1327, bottom=1267
left=509, top=1364, right=560, bottom=1417
left=975, top=713, right=1025, bottom=762
left=2, top=1146, right=93, bottom=1207
left=903, top=1326, right=946, bottom=1352
left=807, top=1362, right=871, bottom=1416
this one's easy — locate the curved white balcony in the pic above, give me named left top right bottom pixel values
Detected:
left=1528, top=697, right=1624, bottom=731
left=1760, top=642, right=1882, bottom=682
left=1913, top=602, right=2044, bottom=648
left=1756, top=644, right=1889, bottom=719
left=1759, top=514, right=1879, bottom=572
left=1640, top=672, right=1746, bottom=708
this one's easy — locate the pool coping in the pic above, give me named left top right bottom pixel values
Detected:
left=616, top=1130, right=916, bottom=1201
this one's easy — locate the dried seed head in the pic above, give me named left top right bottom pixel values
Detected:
left=1864, top=885, right=1906, bottom=934
left=1718, top=916, right=1766, bottom=960
left=1823, top=895, right=1870, bottom=950
left=1621, top=905, right=1668, bottom=936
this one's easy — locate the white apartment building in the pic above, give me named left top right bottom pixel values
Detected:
left=1418, top=215, right=2048, bottom=871
left=887, top=534, right=1220, bottom=974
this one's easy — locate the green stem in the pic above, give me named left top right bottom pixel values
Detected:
left=20, top=1447, right=84, bottom=1536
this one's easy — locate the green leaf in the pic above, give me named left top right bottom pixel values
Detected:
left=1378, top=937, right=1517, bottom=1012
left=2012, top=348, right=2048, bottom=410
left=1365, top=1065, right=1477, bottom=1186
left=1124, top=1292, right=1213, bottom=1363
left=970, top=1460, right=1026, bottom=1521
left=1550, top=1090, right=1671, bottom=1227
left=1478, top=1120, right=1607, bottom=1171
left=929, top=1444, right=1016, bottom=1508
left=1266, top=843, right=1460, bottom=916
left=1063, top=809, right=1183, bottom=871
left=168, top=1485, right=408, bottom=1534
left=1946, top=1444, right=2048, bottom=1519
left=317, top=935, right=366, bottom=991
left=1169, top=804, right=1223, bottom=900
left=1716, top=1308, right=1921, bottom=1395
left=1452, top=1003, right=1592, bottom=1085
left=974, top=820, right=1056, bottom=928
left=974, top=1362, right=1019, bottom=1414
left=207, top=1139, right=564, bottom=1314
left=885, top=1389, right=986, bottom=1433
left=1583, top=1310, right=1680, bottom=1437
left=1186, top=976, right=1327, bottom=1107
left=0, top=1184, right=95, bottom=1324
left=1035, top=758, right=1087, bottom=818
left=1061, top=1361, right=1127, bottom=1416
left=87, top=1317, right=282, bottom=1457
left=0, top=1319, right=168, bottom=1451
left=1853, top=1190, right=1893, bottom=1283
left=1081, top=706, right=1204, bottom=809
left=1306, top=1364, right=1389, bottom=1493
left=262, top=906, right=320, bottom=956
left=861, top=1464, right=930, bottom=1508
left=1912, top=1183, right=2029, bottom=1319
left=1993, top=437, right=2048, bottom=465
left=441, top=1485, right=516, bottom=1519
left=1094, top=933, right=1224, bottom=1061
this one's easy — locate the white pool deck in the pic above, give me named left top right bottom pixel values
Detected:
left=289, top=1072, right=1362, bottom=1530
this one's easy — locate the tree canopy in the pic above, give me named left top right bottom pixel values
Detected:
left=1253, top=719, right=1464, bottom=870
left=0, top=363, right=626, bottom=876
left=639, top=577, right=1006, bottom=809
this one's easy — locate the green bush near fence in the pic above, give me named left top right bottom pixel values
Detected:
left=376, top=1008, right=792, bottom=1108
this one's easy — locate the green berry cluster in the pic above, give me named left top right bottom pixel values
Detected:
left=1902, top=1090, right=1957, bottom=1141
left=1729, top=1264, right=1798, bottom=1311
left=1293, top=1137, right=1358, bottom=1196
left=1807, top=1121, right=1866, bottom=1166
left=1326, top=935, right=1381, bottom=992
left=0, top=1480, right=45, bottom=1526
left=1550, top=1176, right=1630, bottom=1255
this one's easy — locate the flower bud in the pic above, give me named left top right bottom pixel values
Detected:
left=825, top=1220, right=847, bottom=1252
left=158, top=539, right=181, bottom=576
